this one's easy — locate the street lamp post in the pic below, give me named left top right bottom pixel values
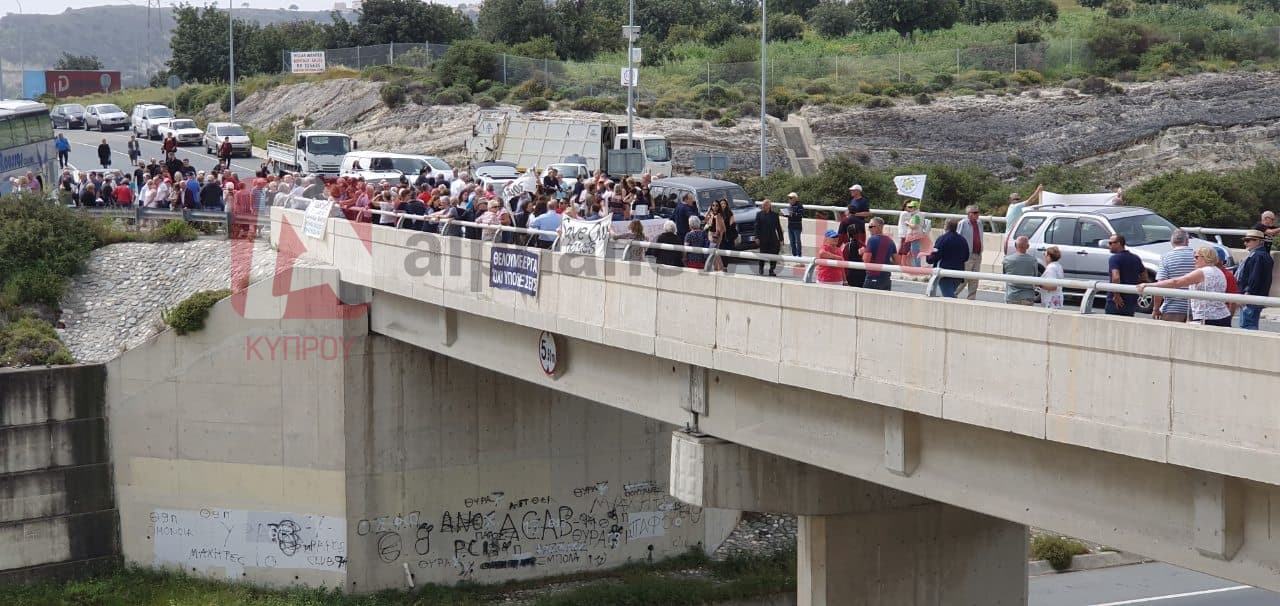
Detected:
left=228, top=0, right=236, bottom=121
left=626, top=0, right=634, bottom=155
left=759, top=0, right=767, bottom=177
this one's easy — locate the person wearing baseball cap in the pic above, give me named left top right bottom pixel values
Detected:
left=1236, top=229, right=1274, bottom=329
left=844, top=184, right=870, bottom=247
left=786, top=192, right=804, bottom=257
left=816, top=229, right=845, bottom=284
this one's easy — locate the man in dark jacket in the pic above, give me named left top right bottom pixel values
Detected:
left=649, top=221, right=685, bottom=267
left=672, top=194, right=702, bottom=241
left=755, top=199, right=784, bottom=276
left=926, top=218, right=970, bottom=298
left=1235, top=229, right=1274, bottom=330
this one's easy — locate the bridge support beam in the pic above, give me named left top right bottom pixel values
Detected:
left=670, top=431, right=1028, bottom=606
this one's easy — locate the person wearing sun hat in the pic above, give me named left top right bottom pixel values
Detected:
left=1235, top=229, right=1274, bottom=329
left=897, top=198, right=926, bottom=270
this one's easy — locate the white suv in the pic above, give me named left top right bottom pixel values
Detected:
left=131, top=104, right=176, bottom=140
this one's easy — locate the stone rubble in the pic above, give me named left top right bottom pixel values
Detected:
left=58, top=238, right=277, bottom=363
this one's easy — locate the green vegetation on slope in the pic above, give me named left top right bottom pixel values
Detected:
left=0, top=549, right=795, bottom=606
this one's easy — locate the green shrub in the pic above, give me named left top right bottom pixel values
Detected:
left=380, top=82, right=407, bottom=108
left=433, top=85, right=471, bottom=105
left=715, top=117, right=738, bottom=127
left=0, top=317, right=75, bottom=366
left=1011, top=70, right=1044, bottom=85
left=572, top=96, right=624, bottom=113
left=859, top=79, right=897, bottom=96
left=1007, top=0, right=1058, bottom=22
left=1125, top=169, right=1254, bottom=227
left=162, top=289, right=231, bottom=336
left=864, top=96, right=894, bottom=108
left=0, top=194, right=97, bottom=307
left=914, top=92, right=933, bottom=105
left=704, top=14, right=745, bottom=46
left=192, top=86, right=226, bottom=112
left=511, top=78, right=552, bottom=101
left=809, top=0, right=859, bottom=38
left=1087, top=19, right=1162, bottom=75
left=2, top=268, right=66, bottom=308
left=1079, top=76, right=1118, bottom=94
left=701, top=107, right=722, bottom=121
left=1140, top=41, right=1194, bottom=70
left=474, top=94, right=498, bottom=108
left=521, top=96, right=550, bottom=112
left=1031, top=535, right=1089, bottom=571
left=768, top=14, right=807, bottom=42
left=436, top=39, right=499, bottom=91
left=147, top=220, right=200, bottom=243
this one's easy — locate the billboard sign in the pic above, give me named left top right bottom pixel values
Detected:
left=43, top=70, right=122, bottom=98
left=290, top=51, right=327, bottom=74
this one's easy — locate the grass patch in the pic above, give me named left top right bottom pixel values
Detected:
left=0, top=549, right=794, bottom=606
left=1031, top=535, right=1090, bottom=571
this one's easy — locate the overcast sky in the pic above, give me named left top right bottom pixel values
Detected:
left=4, top=0, right=468, bottom=16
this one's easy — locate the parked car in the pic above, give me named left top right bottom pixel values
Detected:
left=473, top=161, right=521, bottom=198
left=157, top=118, right=204, bottom=146
left=131, top=104, right=176, bottom=139
left=203, top=122, right=253, bottom=158
left=649, top=176, right=761, bottom=249
left=50, top=104, right=86, bottom=129
left=1005, top=205, right=1231, bottom=314
left=341, top=151, right=453, bottom=183
left=84, top=103, right=128, bottom=131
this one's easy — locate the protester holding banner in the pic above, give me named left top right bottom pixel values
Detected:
left=615, top=220, right=649, bottom=262
left=1002, top=184, right=1044, bottom=230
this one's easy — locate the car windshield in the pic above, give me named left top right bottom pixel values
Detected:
left=306, top=136, right=350, bottom=156
left=170, top=119, right=196, bottom=129
left=553, top=165, right=585, bottom=179
left=696, top=186, right=754, bottom=210
left=218, top=125, right=247, bottom=137
left=98, top=104, right=122, bottom=114
left=1109, top=213, right=1178, bottom=246
left=426, top=158, right=451, bottom=171
left=64, top=104, right=84, bottom=113
left=145, top=108, right=174, bottom=119
left=644, top=139, right=671, bottom=163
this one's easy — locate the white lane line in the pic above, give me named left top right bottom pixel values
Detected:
left=65, top=129, right=259, bottom=173
left=1088, top=585, right=1251, bottom=605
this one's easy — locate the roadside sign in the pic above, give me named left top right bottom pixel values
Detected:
left=289, top=51, right=326, bottom=74
left=620, top=68, right=638, bottom=88
left=167, top=75, right=180, bottom=90
left=622, top=26, right=640, bottom=42
left=630, top=48, right=642, bottom=64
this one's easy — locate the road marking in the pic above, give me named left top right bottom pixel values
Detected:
left=63, top=128, right=259, bottom=174
left=1088, top=585, right=1251, bottom=605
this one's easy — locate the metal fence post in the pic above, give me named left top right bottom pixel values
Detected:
left=390, top=42, right=394, bottom=65
left=898, top=52, right=902, bottom=82
left=956, top=48, right=961, bottom=78
left=1068, top=38, right=1073, bottom=69
left=544, top=58, right=549, bottom=89
left=1013, top=43, right=1018, bottom=73
left=502, top=54, right=507, bottom=84
left=356, top=45, right=361, bottom=67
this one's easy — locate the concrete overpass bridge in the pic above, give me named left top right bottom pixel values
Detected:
left=97, top=208, right=1280, bottom=605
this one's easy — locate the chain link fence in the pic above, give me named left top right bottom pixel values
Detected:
left=285, top=27, right=1280, bottom=115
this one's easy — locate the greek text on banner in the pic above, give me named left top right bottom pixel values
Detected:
left=490, top=247, right=540, bottom=297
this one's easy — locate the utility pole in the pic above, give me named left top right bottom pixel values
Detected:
left=760, top=0, right=767, bottom=177
left=229, top=0, right=236, bottom=121
left=626, top=0, right=634, bottom=155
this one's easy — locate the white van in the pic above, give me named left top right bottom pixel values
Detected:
left=340, top=151, right=453, bottom=183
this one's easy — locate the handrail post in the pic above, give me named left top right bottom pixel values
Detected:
left=801, top=259, right=818, bottom=283
left=621, top=241, right=635, bottom=261
left=702, top=247, right=718, bottom=273
left=1079, top=281, right=1100, bottom=314
left=924, top=267, right=942, bottom=297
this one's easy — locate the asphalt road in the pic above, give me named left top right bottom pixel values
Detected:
left=1032, top=562, right=1280, bottom=606
left=722, top=259, right=1280, bottom=332
left=57, top=122, right=263, bottom=177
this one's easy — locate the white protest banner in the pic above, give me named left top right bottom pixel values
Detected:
left=561, top=216, right=612, bottom=257
left=1041, top=191, right=1121, bottom=206
left=503, top=172, right=539, bottom=200
left=289, top=51, right=326, bottom=74
left=303, top=199, right=335, bottom=239
left=611, top=218, right=666, bottom=241
left=894, top=174, right=927, bottom=199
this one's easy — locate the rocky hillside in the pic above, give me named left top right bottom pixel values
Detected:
left=212, top=71, right=1280, bottom=185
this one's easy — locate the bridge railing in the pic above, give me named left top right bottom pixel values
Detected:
left=74, top=205, right=273, bottom=237
left=359, top=207, right=1280, bottom=314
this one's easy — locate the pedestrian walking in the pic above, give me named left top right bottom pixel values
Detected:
left=926, top=219, right=969, bottom=298
left=96, top=138, right=112, bottom=169
left=127, top=135, right=141, bottom=164
left=1235, top=229, right=1274, bottom=330
left=755, top=199, right=784, bottom=276
left=55, top=133, right=70, bottom=169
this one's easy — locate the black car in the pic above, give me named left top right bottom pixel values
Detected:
left=50, top=104, right=86, bottom=129
left=648, top=176, right=761, bottom=249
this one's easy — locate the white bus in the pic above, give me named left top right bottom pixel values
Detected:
left=0, top=100, right=57, bottom=195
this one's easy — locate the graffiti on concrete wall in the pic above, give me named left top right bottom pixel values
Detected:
left=150, top=508, right=346, bottom=577
left=354, top=479, right=702, bottom=580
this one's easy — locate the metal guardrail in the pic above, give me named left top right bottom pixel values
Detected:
left=763, top=202, right=1251, bottom=243
left=75, top=204, right=274, bottom=237
left=350, top=207, right=1280, bottom=313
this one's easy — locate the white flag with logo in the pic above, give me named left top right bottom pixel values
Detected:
left=560, top=216, right=612, bottom=257
left=894, top=174, right=927, bottom=200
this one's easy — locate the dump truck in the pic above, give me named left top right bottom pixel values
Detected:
left=465, top=111, right=672, bottom=178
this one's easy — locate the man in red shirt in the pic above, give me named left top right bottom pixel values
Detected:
left=114, top=178, right=135, bottom=206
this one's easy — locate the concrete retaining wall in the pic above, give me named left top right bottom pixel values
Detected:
left=0, top=365, right=119, bottom=582
left=106, top=265, right=707, bottom=592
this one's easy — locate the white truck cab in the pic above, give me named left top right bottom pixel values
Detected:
left=267, top=130, right=352, bottom=178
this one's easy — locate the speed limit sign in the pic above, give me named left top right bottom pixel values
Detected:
left=538, top=331, right=561, bottom=378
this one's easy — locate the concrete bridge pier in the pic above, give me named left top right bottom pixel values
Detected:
left=670, top=432, right=1028, bottom=606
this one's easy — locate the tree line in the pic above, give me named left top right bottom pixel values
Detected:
left=166, top=0, right=1066, bottom=83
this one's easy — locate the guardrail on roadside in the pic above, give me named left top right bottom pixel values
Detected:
left=75, top=204, right=273, bottom=237
left=353, top=207, right=1280, bottom=315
